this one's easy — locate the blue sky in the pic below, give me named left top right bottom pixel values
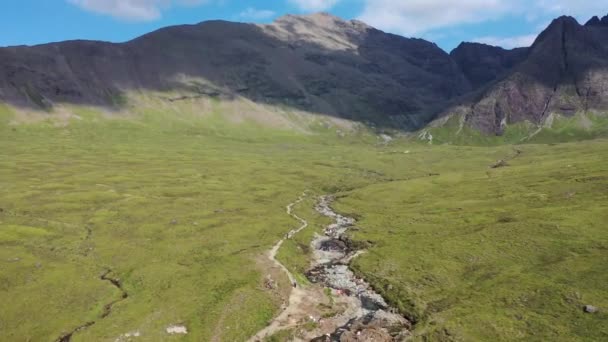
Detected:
left=1, top=1, right=606, bottom=52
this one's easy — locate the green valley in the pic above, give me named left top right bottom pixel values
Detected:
left=0, top=102, right=606, bottom=341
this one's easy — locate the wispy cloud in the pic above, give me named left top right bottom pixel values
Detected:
left=535, top=0, right=608, bottom=18
left=288, top=0, right=341, bottom=12
left=239, top=7, right=276, bottom=21
left=67, top=0, right=209, bottom=21
left=357, top=0, right=608, bottom=36
left=358, top=0, right=513, bottom=36
left=474, top=34, right=538, bottom=48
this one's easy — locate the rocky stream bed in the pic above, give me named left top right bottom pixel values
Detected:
left=251, top=195, right=410, bottom=341
left=307, top=196, right=411, bottom=341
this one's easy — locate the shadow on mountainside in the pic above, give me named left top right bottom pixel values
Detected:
left=0, top=14, right=472, bottom=131
left=3, top=14, right=608, bottom=133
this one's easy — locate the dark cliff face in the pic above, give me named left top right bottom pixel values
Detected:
left=0, top=13, right=470, bottom=130
left=448, top=15, right=608, bottom=134
left=450, top=42, right=528, bottom=89
left=585, top=15, right=608, bottom=27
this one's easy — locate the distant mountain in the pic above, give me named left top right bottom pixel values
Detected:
left=0, top=13, right=470, bottom=130
left=1, top=12, right=607, bottom=138
left=450, top=42, right=528, bottom=89
left=439, top=15, right=608, bottom=136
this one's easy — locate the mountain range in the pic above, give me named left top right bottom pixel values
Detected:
left=1, top=13, right=608, bottom=137
left=443, top=15, right=608, bottom=136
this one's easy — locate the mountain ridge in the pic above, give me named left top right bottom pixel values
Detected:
left=0, top=12, right=472, bottom=130
left=1, top=12, right=607, bottom=138
left=437, top=15, right=608, bottom=137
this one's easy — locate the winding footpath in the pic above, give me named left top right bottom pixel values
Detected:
left=248, top=192, right=310, bottom=342
left=250, top=194, right=410, bottom=341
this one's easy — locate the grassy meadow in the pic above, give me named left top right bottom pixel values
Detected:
left=336, top=140, right=608, bottom=341
left=0, top=100, right=606, bottom=341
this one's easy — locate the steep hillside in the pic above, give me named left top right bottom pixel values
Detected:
left=0, top=13, right=470, bottom=130
left=450, top=42, right=528, bottom=89
left=434, top=15, right=608, bottom=140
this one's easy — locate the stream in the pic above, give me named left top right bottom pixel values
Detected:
left=56, top=269, right=128, bottom=342
left=251, top=195, right=410, bottom=341
left=308, top=196, right=410, bottom=341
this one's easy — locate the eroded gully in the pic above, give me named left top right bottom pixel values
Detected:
left=56, top=270, right=128, bottom=342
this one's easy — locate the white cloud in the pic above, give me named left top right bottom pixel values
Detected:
left=536, top=0, right=608, bottom=18
left=288, top=0, right=341, bottom=12
left=358, top=0, right=513, bottom=36
left=239, top=7, right=276, bottom=20
left=474, top=34, right=538, bottom=48
left=357, top=0, right=608, bottom=36
left=68, top=0, right=208, bottom=21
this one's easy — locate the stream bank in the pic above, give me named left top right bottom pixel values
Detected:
left=308, top=196, right=410, bottom=341
left=250, top=194, right=410, bottom=341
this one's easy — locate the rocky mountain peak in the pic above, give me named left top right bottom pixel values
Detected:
left=274, top=12, right=368, bottom=28
left=262, top=13, right=371, bottom=51
left=442, top=13, right=608, bottom=135
left=450, top=42, right=528, bottom=89
left=275, top=12, right=341, bottom=24
left=585, top=14, right=608, bottom=26
left=585, top=16, right=601, bottom=26
left=536, top=15, right=579, bottom=39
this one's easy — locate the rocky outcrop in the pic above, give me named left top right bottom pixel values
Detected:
left=443, top=15, right=608, bottom=134
left=0, top=13, right=470, bottom=130
left=585, top=15, right=608, bottom=27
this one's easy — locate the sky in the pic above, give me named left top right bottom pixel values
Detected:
left=1, top=1, right=606, bottom=52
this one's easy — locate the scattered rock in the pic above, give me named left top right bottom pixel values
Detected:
left=115, top=330, right=141, bottom=341
left=339, top=327, right=392, bottom=342
left=125, top=331, right=141, bottom=337
left=264, top=275, right=277, bottom=290
left=7, top=257, right=20, bottom=262
left=170, top=219, right=178, bottom=225
left=368, top=310, right=411, bottom=329
left=584, top=305, right=598, bottom=313
left=319, top=239, right=347, bottom=252
left=491, top=159, right=509, bottom=168
left=379, top=134, right=393, bottom=144
left=166, top=325, right=188, bottom=335
left=418, top=131, right=433, bottom=144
